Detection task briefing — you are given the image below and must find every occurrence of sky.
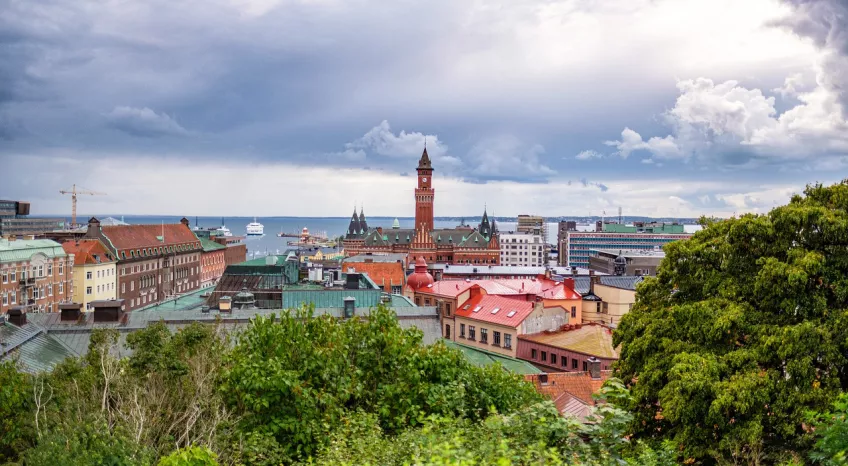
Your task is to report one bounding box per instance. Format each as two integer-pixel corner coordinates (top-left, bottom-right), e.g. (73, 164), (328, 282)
(2, 0), (848, 218)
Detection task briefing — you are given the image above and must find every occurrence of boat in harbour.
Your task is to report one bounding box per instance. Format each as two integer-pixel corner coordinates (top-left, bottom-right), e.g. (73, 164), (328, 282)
(215, 218), (233, 237)
(246, 217), (264, 236)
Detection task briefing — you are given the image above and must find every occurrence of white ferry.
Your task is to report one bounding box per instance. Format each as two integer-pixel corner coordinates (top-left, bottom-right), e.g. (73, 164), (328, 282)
(246, 217), (264, 236)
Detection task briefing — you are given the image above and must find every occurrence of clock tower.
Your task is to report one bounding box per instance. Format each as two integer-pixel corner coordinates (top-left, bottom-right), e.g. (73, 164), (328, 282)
(415, 147), (434, 233)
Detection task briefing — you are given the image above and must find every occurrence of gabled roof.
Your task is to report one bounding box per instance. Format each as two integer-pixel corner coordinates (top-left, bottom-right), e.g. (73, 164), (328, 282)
(525, 371), (612, 422)
(519, 324), (618, 359)
(61, 240), (115, 265)
(416, 280), (477, 298)
(344, 262), (406, 287)
(455, 294), (535, 328)
(458, 231), (489, 248)
(99, 223), (200, 251)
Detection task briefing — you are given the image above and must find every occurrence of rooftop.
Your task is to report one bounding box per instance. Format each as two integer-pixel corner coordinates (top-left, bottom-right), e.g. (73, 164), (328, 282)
(454, 294), (535, 328)
(0, 238), (68, 263)
(61, 240), (115, 265)
(416, 277), (580, 300)
(592, 248), (666, 258)
(343, 261), (406, 287)
(344, 253), (407, 264)
(525, 371), (613, 420)
(97, 221), (201, 251)
(571, 276), (644, 294)
(424, 264), (599, 276)
(519, 324), (619, 359)
(443, 340), (540, 375)
(200, 238), (226, 252)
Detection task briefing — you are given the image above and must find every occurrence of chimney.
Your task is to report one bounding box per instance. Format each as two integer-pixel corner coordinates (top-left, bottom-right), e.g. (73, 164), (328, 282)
(571, 267), (577, 276)
(588, 357), (601, 379)
(590, 274), (600, 294)
(468, 284), (482, 300)
(7, 306), (26, 326)
(59, 302), (82, 321)
(563, 277), (575, 291)
(92, 299), (124, 323)
(343, 297), (355, 318)
(180, 217), (190, 227)
(88, 217), (101, 234)
(218, 296), (232, 312)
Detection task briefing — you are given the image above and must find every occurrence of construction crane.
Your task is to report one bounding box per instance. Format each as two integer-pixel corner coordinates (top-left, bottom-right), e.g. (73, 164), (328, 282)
(59, 184), (106, 228)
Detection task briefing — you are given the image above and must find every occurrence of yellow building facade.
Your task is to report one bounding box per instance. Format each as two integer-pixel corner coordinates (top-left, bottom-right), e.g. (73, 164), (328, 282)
(62, 240), (118, 311)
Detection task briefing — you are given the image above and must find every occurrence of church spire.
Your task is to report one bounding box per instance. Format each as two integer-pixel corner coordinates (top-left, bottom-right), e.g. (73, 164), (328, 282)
(347, 206), (360, 237)
(359, 206), (368, 232)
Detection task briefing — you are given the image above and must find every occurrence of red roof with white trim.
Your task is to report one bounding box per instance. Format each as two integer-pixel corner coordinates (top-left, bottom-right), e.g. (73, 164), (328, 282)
(454, 294), (535, 328)
(416, 276), (580, 300)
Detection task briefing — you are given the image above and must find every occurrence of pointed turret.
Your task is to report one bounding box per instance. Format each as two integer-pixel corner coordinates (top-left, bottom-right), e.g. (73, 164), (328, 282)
(418, 147), (432, 170)
(392, 218), (400, 229)
(359, 207), (368, 232)
(479, 208), (491, 239)
(347, 208), (360, 237)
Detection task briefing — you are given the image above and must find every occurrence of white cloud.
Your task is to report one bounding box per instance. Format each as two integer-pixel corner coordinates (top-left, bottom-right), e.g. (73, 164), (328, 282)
(467, 135), (555, 178)
(345, 120), (447, 159)
(772, 73), (806, 98)
(575, 150), (602, 160)
(604, 127), (681, 159)
(104, 106), (191, 138)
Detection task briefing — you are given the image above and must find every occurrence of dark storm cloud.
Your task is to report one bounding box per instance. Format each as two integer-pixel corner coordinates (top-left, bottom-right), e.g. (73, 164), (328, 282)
(776, 0), (848, 109)
(104, 106), (191, 138)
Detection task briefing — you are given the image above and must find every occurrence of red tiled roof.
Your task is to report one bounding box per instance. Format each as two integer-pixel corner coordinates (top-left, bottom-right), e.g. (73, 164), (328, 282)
(454, 294), (535, 328)
(416, 280), (477, 298)
(344, 262), (405, 287)
(61, 240), (115, 265)
(419, 277), (580, 300)
(100, 224), (200, 251)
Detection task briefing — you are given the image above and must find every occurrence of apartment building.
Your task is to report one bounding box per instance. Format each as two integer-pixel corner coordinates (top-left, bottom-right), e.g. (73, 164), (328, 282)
(0, 238), (74, 314)
(62, 240), (117, 310)
(499, 231), (546, 267)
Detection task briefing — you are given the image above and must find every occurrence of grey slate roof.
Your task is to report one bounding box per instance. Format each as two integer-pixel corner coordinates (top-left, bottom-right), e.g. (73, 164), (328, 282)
(0, 322), (77, 373)
(344, 253), (407, 264)
(571, 276), (644, 294)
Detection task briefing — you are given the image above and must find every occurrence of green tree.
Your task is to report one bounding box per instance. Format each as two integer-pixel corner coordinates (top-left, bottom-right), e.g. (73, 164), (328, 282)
(809, 393), (848, 465)
(615, 181), (848, 463)
(221, 305), (540, 461)
(0, 361), (34, 462)
(22, 421), (154, 466)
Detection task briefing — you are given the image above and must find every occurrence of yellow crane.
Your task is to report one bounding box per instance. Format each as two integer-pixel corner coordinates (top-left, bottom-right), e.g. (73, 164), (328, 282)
(59, 184), (106, 228)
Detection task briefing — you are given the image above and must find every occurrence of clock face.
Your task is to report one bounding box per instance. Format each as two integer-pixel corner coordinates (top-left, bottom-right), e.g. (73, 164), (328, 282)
(422, 177), (428, 182)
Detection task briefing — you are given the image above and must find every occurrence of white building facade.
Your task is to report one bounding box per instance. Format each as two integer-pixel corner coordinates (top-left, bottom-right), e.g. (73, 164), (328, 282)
(499, 231), (546, 267)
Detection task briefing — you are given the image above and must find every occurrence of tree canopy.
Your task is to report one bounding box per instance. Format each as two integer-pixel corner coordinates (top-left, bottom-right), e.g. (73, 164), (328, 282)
(615, 181), (848, 463)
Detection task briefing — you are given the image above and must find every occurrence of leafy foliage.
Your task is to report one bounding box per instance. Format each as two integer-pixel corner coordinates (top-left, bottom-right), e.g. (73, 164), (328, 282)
(0, 361), (34, 461)
(615, 181), (848, 463)
(157, 446), (220, 466)
(21, 421), (154, 466)
(809, 393), (848, 465)
(221, 305), (541, 461)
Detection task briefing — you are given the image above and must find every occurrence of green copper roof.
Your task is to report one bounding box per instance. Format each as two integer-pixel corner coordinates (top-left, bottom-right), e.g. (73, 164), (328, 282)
(200, 238), (226, 252)
(443, 340), (541, 375)
(0, 239), (68, 264)
(392, 218), (400, 229)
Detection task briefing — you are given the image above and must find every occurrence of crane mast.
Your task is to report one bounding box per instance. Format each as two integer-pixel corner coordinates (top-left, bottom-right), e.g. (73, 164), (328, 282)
(59, 184), (106, 228)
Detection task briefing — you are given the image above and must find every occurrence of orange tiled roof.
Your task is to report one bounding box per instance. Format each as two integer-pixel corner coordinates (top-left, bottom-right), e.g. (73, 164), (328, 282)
(100, 223), (200, 251)
(525, 371), (611, 405)
(344, 261), (405, 287)
(416, 277), (580, 300)
(61, 240), (115, 265)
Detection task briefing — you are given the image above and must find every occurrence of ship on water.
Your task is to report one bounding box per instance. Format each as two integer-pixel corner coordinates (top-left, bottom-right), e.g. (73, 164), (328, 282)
(216, 218), (233, 237)
(246, 217), (264, 236)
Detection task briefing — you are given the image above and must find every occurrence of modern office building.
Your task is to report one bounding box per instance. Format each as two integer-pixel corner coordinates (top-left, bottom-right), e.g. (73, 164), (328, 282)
(561, 223), (690, 269)
(0, 200), (64, 237)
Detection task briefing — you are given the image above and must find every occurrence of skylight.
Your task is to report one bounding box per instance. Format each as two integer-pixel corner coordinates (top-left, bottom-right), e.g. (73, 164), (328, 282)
(463, 304), (470, 310)
(490, 307), (500, 314)
(472, 306), (482, 313)
(507, 310), (517, 318)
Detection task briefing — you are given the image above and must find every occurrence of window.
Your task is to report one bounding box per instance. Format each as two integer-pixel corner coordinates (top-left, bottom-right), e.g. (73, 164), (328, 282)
(445, 324), (451, 339)
(131, 281), (134, 291)
(468, 326), (476, 341)
(551, 354), (557, 365)
(121, 282), (125, 294)
(37, 265), (43, 277)
(86, 271), (92, 280)
(603, 302), (609, 313)
(572, 359), (578, 369)
(583, 361), (588, 372)
(2, 294), (6, 306)
(504, 334), (512, 349)
(571, 306), (576, 318)
(59, 282), (63, 293)
(460, 323), (465, 338)
(48, 285), (52, 296)
(561, 356), (568, 367)
(47, 263), (53, 276)
(10, 270), (15, 282)
(541, 351), (547, 362)
(444, 303), (451, 317)
(596, 302), (601, 313)
(531, 348), (537, 359)
(86, 286), (92, 295)
(493, 331), (501, 346)
(1, 270), (6, 283)
(59, 263), (63, 275)
(480, 328), (488, 343)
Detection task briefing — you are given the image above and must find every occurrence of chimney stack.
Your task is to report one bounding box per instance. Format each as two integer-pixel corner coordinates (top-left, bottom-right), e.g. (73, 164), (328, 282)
(563, 277), (575, 291)
(588, 357), (601, 379)
(7, 306), (26, 326)
(59, 302), (82, 321)
(92, 299), (125, 322)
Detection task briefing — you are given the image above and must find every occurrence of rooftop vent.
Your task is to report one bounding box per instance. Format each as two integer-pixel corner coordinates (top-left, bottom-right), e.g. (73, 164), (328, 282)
(472, 306), (482, 313)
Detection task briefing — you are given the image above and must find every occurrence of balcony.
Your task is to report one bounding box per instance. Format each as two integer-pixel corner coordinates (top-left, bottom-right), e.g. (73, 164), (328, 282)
(18, 278), (35, 287)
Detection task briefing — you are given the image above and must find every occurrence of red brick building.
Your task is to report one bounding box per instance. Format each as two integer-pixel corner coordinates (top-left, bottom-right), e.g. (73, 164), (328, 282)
(0, 238), (74, 314)
(517, 323), (618, 372)
(342, 260), (406, 294)
(343, 148), (500, 265)
(199, 238), (226, 288)
(84, 217), (202, 311)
